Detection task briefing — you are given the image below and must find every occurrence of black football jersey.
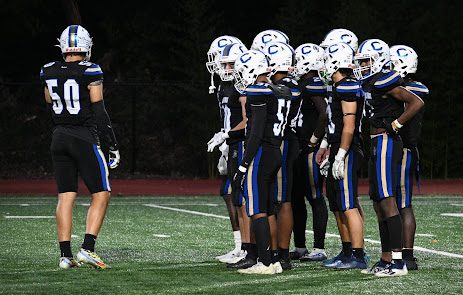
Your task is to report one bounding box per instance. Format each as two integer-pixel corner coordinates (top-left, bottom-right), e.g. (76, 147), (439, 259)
(326, 77), (363, 144)
(399, 78), (429, 147)
(361, 69), (404, 129)
(273, 77), (301, 140)
(245, 82), (291, 146)
(296, 76), (326, 141)
(217, 82), (243, 135)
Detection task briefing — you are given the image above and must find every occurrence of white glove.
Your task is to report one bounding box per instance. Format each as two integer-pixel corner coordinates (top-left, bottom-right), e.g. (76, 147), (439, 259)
(332, 148), (346, 180)
(219, 142), (229, 159)
(207, 131), (229, 152)
(217, 155), (228, 175)
(319, 158), (330, 177)
(109, 149), (120, 169)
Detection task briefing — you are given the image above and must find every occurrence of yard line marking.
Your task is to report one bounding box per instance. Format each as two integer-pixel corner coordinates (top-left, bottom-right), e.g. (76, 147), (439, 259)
(71, 235), (79, 238)
(4, 216), (54, 219)
(145, 204), (463, 259)
(441, 213), (463, 218)
(153, 234), (170, 238)
(415, 234), (435, 237)
(450, 204), (463, 206)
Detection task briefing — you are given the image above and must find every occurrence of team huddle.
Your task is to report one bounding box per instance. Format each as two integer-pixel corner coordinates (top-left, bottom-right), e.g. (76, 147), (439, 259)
(206, 29), (429, 276)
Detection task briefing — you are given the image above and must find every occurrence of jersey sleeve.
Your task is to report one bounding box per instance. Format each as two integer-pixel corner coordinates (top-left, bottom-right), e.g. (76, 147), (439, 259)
(245, 84), (272, 105)
(373, 70), (403, 93)
(335, 78), (361, 102)
(304, 77), (326, 97)
(83, 63), (104, 84)
(405, 81), (429, 97)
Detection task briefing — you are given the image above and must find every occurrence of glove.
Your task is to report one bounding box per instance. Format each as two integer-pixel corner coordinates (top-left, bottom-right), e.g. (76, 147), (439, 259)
(332, 148), (347, 180)
(319, 158), (330, 177)
(207, 131), (229, 152)
(219, 142), (229, 159)
(108, 148), (120, 169)
(217, 155), (228, 175)
(232, 165), (247, 192)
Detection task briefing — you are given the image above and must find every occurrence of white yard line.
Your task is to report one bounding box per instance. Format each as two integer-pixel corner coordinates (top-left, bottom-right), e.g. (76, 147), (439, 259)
(441, 213), (463, 217)
(144, 203), (463, 259)
(153, 234), (171, 238)
(450, 204), (463, 206)
(415, 233), (435, 237)
(4, 216), (54, 219)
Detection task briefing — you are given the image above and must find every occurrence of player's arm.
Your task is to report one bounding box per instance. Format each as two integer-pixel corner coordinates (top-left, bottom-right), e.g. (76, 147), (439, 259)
(239, 102), (266, 168)
(228, 95), (247, 139)
(339, 100), (356, 151)
(311, 95), (328, 141)
(388, 86), (424, 129)
(89, 82), (117, 148)
(44, 87), (52, 104)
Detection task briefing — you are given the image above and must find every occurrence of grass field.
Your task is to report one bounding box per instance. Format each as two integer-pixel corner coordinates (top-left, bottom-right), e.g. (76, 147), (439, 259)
(1, 195), (462, 294)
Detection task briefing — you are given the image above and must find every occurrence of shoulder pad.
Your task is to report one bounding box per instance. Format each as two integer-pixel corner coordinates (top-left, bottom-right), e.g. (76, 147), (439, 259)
(281, 77), (298, 87)
(374, 70), (402, 89)
(335, 78), (361, 93)
(83, 63), (103, 76)
(305, 77), (326, 93)
(43, 61), (56, 68)
(405, 81), (429, 96)
(245, 84), (272, 96)
(268, 83), (292, 101)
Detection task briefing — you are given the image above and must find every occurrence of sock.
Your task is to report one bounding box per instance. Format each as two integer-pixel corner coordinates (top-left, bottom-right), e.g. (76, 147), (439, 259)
(252, 217), (271, 266)
(279, 248), (289, 261)
(379, 220), (391, 252)
(246, 243), (258, 260)
(292, 194), (307, 248)
(403, 248), (414, 260)
(59, 241), (72, 258)
(352, 248), (365, 260)
(386, 214), (403, 251)
(241, 242), (250, 252)
(342, 242), (352, 257)
(392, 251), (403, 261)
(271, 250), (279, 263)
(311, 198), (328, 249)
(82, 234), (97, 252)
(233, 230), (241, 251)
(295, 247), (307, 254)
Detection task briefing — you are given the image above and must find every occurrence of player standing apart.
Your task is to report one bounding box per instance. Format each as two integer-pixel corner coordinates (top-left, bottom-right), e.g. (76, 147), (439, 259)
(40, 25), (120, 269)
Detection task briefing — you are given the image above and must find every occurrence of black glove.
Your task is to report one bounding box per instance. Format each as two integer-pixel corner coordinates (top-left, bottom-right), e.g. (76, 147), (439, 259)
(232, 166), (247, 192)
(382, 118), (398, 135)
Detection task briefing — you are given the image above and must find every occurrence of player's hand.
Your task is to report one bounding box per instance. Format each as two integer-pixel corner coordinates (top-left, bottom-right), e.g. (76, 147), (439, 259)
(232, 166), (247, 192)
(207, 131), (229, 152)
(217, 155), (228, 175)
(109, 148), (120, 169)
(219, 142), (229, 158)
(319, 158), (330, 177)
(316, 147), (330, 165)
(332, 149), (347, 180)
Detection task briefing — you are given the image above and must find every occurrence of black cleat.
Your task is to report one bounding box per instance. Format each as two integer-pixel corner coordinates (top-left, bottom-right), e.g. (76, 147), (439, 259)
(289, 249), (308, 260)
(280, 258), (292, 270)
(226, 257), (257, 269)
(404, 257), (418, 270)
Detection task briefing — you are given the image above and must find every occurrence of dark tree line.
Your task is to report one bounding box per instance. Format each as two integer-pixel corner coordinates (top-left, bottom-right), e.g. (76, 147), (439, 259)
(0, 0), (461, 178)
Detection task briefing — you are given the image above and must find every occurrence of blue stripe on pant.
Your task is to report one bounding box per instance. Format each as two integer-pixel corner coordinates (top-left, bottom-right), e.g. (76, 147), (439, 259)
(245, 147), (263, 216)
(339, 149), (355, 211)
(92, 145), (109, 191)
(397, 148), (413, 209)
(311, 150), (322, 199)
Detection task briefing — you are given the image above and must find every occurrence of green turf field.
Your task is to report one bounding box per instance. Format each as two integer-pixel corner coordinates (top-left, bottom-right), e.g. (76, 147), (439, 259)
(1, 195), (462, 294)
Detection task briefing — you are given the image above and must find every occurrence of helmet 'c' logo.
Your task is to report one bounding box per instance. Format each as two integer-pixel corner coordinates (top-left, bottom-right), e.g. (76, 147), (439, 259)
(268, 45), (279, 54)
(218, 39), (229, 48)
(397, 48), (408, 57)
(301, 46), (312, 54)
(262, 33), (272, 44)
(329, 45), (339, 54)
(341, 34), (351, 43)
(240, 53), (251, 63)
(371, 41), (383, 51)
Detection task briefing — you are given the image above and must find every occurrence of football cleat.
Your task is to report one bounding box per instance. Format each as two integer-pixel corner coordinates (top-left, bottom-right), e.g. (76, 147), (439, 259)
(279, 258), (292, 270)
(76, 248), (111, 269)
(222, 250), (247, 264)
(226, 257), (257, 269)
(361, 259), (390, 275)
(59, 257), (80, 269)
(323, 251), (344, 267)
(334, 256), (368, 270)
(273, 261), (283, 274)
(237, 262), (276, 275)
(300, 248), (327, 262)
(375, 259), (408, 277)
(289, 248), (308, 260)
(215, 248), (240, 262)
(404, 257), (418, 271)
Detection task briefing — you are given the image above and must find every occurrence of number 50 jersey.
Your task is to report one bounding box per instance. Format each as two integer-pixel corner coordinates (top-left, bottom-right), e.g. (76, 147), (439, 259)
(40, 61), (103, 128)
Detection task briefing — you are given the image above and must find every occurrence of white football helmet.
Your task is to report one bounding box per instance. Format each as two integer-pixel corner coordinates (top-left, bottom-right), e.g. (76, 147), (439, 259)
(233, 50), (271, 93)
(251, 29), (289, 52)
(294, 43), (325, 79)
(206, 35), (242, 74)
(263, 41), (294, 77)
(390, 45), (418, 77)
(58, 25), (93, 61)
(353, 39), (390, 80)
(218, 43), (248, 81)
(320, 28), (358, 52)
(321, 42), (355, 82)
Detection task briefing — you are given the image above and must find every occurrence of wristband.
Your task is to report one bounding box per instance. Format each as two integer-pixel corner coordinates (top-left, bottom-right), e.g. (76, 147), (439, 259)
(392, 119), (403, 129)
(309, 134), (319, 145)
(320, 138), (329, 149)
(336, 148), (347, 160)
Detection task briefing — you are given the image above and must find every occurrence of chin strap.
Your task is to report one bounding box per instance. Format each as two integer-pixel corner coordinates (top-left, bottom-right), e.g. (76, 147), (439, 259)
(209, 73), (216, 94)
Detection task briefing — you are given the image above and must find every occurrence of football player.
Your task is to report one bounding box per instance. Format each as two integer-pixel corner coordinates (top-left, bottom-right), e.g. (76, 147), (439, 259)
(263, 41), (300, 270)
(319, 43), (367, 270)
(354, 39), (424, 277)
(290, 43), (329, 262)
(232, 49), (291, 274)
(320, 28), (359, 52)
(206, 36), (245, 263)
(40, 25), (120, 269)
(251, 29), (289, 52)
(390, 45), (429, 270)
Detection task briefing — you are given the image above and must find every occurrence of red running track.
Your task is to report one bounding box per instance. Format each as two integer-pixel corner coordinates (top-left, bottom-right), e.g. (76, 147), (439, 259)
(0, 179), (462, 196)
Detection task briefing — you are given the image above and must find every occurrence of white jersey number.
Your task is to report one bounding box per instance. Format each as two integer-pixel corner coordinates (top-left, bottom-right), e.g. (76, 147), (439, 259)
(46, 79), (81, 115)
(273, 99), (291, 137)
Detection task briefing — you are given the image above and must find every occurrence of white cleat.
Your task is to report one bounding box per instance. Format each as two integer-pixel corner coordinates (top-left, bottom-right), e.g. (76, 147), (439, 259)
(375, 261), (408, 277)
(238, 262), (276, 275)
(222, 250), (247, 264)
(273, 261), (283, 274)
(59, 257), (80, 269)
(215, 248), (240, 261)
